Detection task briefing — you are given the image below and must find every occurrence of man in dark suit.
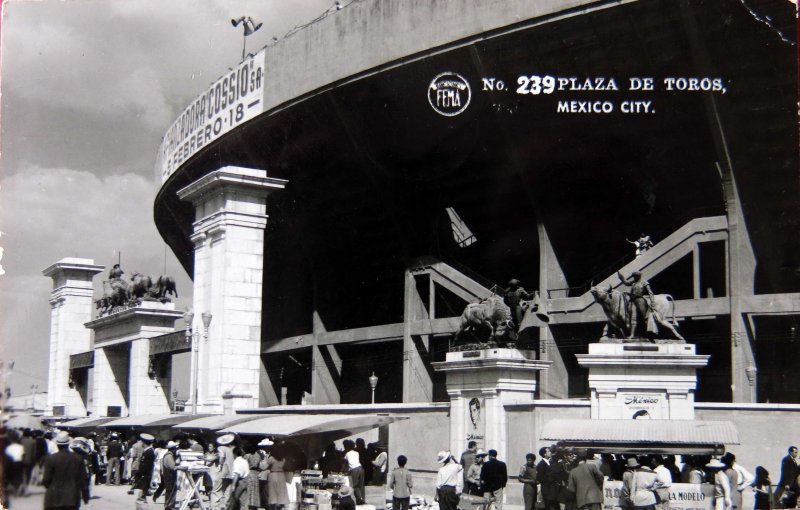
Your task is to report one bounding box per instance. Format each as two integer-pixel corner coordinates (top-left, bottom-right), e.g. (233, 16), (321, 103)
(134, 433), (156, 503)
(42, 431), (89, 510)
(567, 450), (604, 510)
(481, 449), (508, 510)
(538, 446), (560, 510)
(776, 446), (799, 507)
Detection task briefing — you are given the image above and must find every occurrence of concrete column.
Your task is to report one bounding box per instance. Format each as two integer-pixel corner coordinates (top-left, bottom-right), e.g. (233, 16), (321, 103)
(537, 222), (569, 398)
(434, 349), (550, 463)
(86, 303), (183, 416)
(403, 270), (433, 402)
(178, 166), (287, 413)
(43, 258), (104, 417)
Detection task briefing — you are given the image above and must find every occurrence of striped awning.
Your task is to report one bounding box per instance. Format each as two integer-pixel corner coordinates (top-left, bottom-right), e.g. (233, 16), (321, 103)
(540, 419), (739, 452)
(101, 414), (211, 428)
(59, 416), (116, 429)
(220, 413), (408, 438)
(173, 414), (267, 431)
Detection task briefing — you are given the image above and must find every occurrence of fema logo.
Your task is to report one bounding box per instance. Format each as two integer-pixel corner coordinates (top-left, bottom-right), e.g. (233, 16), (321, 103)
(428, 72), (471, 116)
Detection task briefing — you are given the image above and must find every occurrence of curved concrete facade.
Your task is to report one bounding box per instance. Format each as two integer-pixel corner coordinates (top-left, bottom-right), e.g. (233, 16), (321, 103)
(154, 0), (799, 408)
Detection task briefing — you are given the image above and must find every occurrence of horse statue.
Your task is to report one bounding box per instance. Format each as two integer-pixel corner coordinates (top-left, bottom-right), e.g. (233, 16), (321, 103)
(96, 279), (129, 315)
(129, 272), (155, 302)
(590, 285), (684, 341)
(152, 275), (178, 300)
(455, 294), (515, 345)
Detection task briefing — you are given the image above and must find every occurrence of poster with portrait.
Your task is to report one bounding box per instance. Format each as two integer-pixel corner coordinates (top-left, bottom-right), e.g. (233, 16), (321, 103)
(465, 396), (485, 449)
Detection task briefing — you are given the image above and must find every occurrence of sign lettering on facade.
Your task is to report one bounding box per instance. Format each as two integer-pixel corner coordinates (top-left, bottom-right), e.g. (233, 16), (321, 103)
(620, 392), (664, 419)
(603, 481), (713, 510)
(156, 49), (266, 183)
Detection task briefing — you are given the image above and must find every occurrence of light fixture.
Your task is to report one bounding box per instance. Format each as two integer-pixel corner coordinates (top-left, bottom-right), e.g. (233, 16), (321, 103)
(231, 16), (263, 60)
(369, 372), (378, 404)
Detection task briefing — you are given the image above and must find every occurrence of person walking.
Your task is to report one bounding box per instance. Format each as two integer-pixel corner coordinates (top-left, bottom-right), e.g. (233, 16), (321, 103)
(567, 450), (604, 510)
(161, 441), (179, 510)
(20, 429), (37, 495)
(436, 451), (463, 510)
(519, 453), (538, 510)
(265, 443), (291, 510)
(134, 433), (156, 504)
(538, 446), (560, 510)
(105, 433), (123, 485)
(42, 431), (89, 510)
(344, 439), (366, 505)
(722, 454), (742, 510)
(750, 466), (772, 510)
(776, 446), (799, 508)
(461, 441), (479, 488)
(389, 455), (413, 510)
(127, 435), (144, 493)
(214, 433), (237, 510)
(481, 449), (508, 510)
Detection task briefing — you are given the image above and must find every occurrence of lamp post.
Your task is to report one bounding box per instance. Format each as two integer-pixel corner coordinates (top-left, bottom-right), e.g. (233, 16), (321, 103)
(369, 372), (378, 404)
(184, 310), (198, 414)
(231, 16), (263, 61)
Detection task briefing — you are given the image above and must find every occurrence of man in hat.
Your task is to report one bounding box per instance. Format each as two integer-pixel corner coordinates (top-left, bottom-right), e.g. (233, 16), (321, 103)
(161, 441), (180, 510)
(618, 271), (655, 337)
(567, 450), (604, 510)
(481, 449), (508, 510)
(466, 449), (488, 495)
(338, 485), (356, 510)
(106, 432), (123, 485)
(436, 451), (464, 510)
(134, 433), (156, 503)
(213, 433), (236, 509)
(42, 431), (89, 510)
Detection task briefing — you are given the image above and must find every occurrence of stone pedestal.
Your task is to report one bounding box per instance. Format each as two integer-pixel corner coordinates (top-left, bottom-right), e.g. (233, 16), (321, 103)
(86, 302), (183, 416)
(43, 258), (104, 417)
(178, 166), (288, 413)
(433, 348), (550, 461)
(576, 342), (709, 420)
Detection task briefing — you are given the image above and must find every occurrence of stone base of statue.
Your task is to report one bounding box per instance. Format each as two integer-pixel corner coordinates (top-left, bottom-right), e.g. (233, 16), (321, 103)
(432, 348), (550, 461)
(576, 341), (709, 420)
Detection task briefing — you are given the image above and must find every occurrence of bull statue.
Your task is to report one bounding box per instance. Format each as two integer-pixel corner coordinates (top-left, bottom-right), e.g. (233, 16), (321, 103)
(455, 294), (515, 345)
(128, 272), (155, 302)
(590, 285), (684, 341)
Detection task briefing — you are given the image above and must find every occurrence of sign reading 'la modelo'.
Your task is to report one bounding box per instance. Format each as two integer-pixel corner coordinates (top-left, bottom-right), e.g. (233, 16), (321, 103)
(156, 49), (266, 183)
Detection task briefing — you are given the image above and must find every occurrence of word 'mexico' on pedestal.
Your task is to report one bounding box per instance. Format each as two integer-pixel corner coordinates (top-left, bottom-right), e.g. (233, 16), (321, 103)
(577, 342), (709, 420)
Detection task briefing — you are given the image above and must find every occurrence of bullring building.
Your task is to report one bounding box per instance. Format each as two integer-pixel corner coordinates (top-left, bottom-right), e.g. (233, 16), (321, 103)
(50, 0), (799, 424)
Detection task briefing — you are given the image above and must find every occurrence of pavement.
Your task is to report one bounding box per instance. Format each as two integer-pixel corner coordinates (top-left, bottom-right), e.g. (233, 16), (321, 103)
(5, 483), (390, 510)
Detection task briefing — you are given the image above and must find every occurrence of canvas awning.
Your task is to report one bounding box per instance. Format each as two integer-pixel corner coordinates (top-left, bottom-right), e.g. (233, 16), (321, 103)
(173, 414), (267, 431)
(540, 419), (739, 455)
(220, 414), (408, 438)
(59, 416), (116, 429)
(102, 414), (211, 428)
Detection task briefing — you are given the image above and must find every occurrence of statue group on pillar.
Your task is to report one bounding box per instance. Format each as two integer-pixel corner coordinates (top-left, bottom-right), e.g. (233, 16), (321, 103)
(95, 264), (178, 316)
(454, 278), (549, 348)
(590, 271), (684, 342)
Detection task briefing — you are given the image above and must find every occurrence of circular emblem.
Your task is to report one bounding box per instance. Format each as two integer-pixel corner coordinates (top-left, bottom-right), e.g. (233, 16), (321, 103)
(428, 72), (471, 116)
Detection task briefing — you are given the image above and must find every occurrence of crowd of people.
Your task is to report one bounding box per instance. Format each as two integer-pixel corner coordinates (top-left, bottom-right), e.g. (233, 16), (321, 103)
(448, 442), (800, 510)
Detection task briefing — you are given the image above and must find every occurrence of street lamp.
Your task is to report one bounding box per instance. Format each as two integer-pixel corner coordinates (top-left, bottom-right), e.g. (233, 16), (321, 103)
(183, 310), (194, 341)
(231, 16), (263, 61)
(369, 372), (378, 404)
(201, 312), (213, 341)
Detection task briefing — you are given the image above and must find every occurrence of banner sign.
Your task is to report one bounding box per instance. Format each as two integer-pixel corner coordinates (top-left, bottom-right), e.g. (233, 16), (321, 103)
(156, 49), (266, 183)
(603, 481), (714, 510)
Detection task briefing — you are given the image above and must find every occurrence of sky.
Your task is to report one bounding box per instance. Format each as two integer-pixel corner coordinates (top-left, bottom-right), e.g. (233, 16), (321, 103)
(0, 0), (334, 400)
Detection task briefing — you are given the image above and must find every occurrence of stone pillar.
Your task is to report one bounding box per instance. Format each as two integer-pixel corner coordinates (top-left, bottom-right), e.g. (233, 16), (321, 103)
(403, 270), (433, 402)
(576, 342), (709, 420)
(86, 303), (183, 416)
(433, 349), (550, 461)
(537, 222), (569, 399)
(178, 166), (288, 413)
(43, 258), (104, 417)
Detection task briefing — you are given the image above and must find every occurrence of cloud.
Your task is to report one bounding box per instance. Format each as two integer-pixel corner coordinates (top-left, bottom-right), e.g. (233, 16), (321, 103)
(0, 166), (194, 394)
